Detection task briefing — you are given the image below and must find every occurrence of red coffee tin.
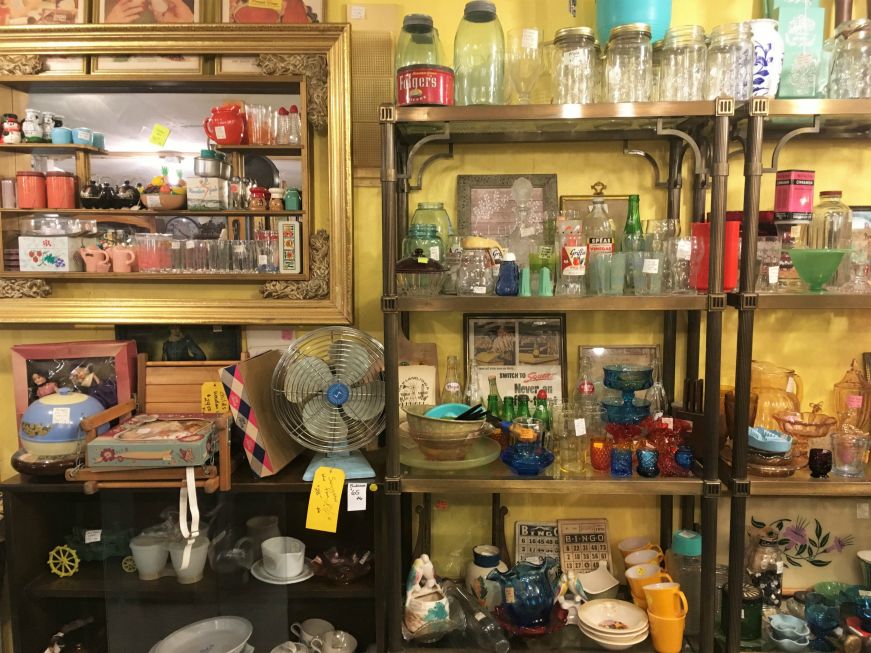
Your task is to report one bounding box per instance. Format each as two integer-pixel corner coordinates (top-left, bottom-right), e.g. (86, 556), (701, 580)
(397, 65), (455, 106)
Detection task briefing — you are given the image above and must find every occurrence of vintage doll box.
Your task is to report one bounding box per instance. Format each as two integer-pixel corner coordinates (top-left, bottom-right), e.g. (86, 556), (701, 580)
(86, 413), (219, 469)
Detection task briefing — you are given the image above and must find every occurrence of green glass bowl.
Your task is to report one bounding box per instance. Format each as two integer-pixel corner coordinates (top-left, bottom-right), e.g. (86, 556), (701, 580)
(789, 248), (849, 293)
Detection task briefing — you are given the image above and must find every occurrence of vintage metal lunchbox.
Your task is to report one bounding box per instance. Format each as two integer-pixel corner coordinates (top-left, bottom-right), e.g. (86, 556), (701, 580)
(86, 413), (218, 469)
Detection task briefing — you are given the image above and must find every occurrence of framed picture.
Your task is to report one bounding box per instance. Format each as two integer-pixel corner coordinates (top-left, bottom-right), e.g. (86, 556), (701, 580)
(99, 0), (200, 22)
(277, 219), (303, 274)
(223, 0), (323, 23)
(561, 192), (631, 239)
(579, 345), (659, 399)
(0, 0), (85, 24)
(114, 325), (242, 363)
(216, 55), (264, 75)
(92, 54), (203, 74)
(11, 340), (138, 426)
(464, 314), (568, 405)
(456, 174), (558, 237)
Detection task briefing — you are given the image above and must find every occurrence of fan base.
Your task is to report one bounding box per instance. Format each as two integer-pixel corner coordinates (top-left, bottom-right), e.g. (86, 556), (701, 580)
(303, 451), (376, 482)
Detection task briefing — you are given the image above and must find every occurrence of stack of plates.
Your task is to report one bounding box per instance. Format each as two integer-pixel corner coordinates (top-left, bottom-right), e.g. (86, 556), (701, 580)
(148, 617), (253, 653)
(576, 600), (649, 651)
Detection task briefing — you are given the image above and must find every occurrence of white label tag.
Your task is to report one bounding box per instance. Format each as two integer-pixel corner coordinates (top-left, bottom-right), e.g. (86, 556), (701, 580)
(258, 254), (268, 266)
(776, 560), (784, 574)
(215, 125), (226, 140)
(429, 246), (440, 261)
(768, 265), (779, 284)
(574, 418), (586, 436)
(790, 225), (802, 239)
(475, 612), (487, 622)
(171, 241), (181, 250)
(185, 240), (195, 249)
(350, 4), (365, 19)
(520, 226), (536, 238)
(662, 417), (674, 429)
(84, 529), (102, 544)
(144, 194), (161, 208)
(521, 28), (539, 49)
(234, 245), (245, 254)
(473, 286), (487, 294)
(643, 258), (660, 274)
(677, 240), (692, 260)
(347, 483), (366, 511)
(654, 411), (664, 420)
(51, 407), (71, 425)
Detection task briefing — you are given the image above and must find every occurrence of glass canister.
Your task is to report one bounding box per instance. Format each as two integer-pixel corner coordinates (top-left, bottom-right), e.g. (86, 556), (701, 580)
(745, 526), (785, 608)
(833, 359), (871, 431)
(809, 190), (852, 286)
(457, 248), (495, 296)
(831, 425), (870, 477)
(829, 21), (871, 99)
(410, 202), (454, 242)
(454, 1), (505, 106)
(704, 22), (754, 100)
(45, 172), (76, 209)
(402, 223), (444, 263)
(16, 171), (47, 209)
(553, 26), (599, 105)
(659, 25), (706, 101)
(396, 14), (454, 106)
(604, 23), (653, 103)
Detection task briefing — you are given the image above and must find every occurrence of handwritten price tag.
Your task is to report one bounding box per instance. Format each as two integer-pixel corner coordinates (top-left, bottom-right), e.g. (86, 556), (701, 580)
(149, 123), (171, 147)
(200, 382), (229, 414)
(84, 529), (102, 544)
(347, 483), (367, 511)
(306, 467), (345, 532)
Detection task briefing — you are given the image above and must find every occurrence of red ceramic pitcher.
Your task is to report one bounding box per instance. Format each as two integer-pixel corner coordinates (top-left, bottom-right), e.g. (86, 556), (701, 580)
(203, 105), (246, 146)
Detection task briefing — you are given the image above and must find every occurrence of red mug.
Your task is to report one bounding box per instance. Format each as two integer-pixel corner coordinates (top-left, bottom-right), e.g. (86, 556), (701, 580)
(689, 221), (740, 292)
(203, 105), (246, 146)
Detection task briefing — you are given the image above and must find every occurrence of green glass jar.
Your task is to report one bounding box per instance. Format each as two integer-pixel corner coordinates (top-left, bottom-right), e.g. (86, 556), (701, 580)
(410, 202), (454, 241)
(402, 223), (445, 263)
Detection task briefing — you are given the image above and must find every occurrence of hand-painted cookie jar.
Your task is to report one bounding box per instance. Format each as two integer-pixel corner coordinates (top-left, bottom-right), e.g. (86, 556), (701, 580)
(19, 387), (107, 456)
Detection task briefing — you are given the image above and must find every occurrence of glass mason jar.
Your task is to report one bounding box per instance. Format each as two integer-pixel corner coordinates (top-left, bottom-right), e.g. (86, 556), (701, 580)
(659, 25), (707, 101)
(553, 26), (599, 105)
(821, 19), (868, 97)
(402, 223), (445, 263)
(457, 248), (495, 295)
(650, 40), (663, 102)
(396, 14), (443, 69)
(454, 1), (505, 106)
(704, 22), (754, 100)
(410, 201), (454, 242)
(604, 23), (653, 103)
(829, 21), (871, 99)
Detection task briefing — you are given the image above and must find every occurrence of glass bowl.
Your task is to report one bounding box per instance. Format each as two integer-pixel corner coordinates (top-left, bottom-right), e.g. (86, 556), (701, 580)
(789, 248), (849, 293)
(396, 250), (446, 297)
(603, 364), (654, 392)
(310, 546), (373, 585)
(772, 409), (836, 439)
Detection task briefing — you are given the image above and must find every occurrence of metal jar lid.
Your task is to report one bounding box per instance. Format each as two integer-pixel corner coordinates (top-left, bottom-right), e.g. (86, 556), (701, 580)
(609, 22), (652, 41)
(402, 14), (433, 31)
(465, 1), (496, 16)
(555, 26), (595, 46)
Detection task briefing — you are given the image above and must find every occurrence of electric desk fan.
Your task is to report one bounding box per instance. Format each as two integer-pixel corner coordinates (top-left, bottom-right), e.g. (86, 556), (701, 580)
(272, 326), (385, 481)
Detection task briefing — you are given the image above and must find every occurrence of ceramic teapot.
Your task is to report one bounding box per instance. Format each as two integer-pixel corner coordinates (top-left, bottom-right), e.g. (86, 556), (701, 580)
(19, 387), (107, 457)
(79, 179), (104, 209)
(487, 556), (560, 628)
(115, 180), (140, 209)
(203, 104), (246, 146)
(80, 246), (111, 273)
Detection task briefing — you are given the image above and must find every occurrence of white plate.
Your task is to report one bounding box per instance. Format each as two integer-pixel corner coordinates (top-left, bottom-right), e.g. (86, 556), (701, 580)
(579, 621), (649, 642)
(577, 599), (648, 634)
(251, 558), (314, 585)
(154, 616), (253, 653)
(151, 643), (254, 653)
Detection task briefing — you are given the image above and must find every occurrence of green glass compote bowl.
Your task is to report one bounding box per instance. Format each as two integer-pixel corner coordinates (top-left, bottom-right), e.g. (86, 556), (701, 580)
(789, 248), (849, 293)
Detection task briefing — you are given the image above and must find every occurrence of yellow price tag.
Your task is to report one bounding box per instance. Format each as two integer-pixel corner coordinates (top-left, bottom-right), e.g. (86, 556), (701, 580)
(149, 123), (171, 147)
(200, 382), (229, 414)
(306, 466), (345, 533)
(248, 0), (282, 9)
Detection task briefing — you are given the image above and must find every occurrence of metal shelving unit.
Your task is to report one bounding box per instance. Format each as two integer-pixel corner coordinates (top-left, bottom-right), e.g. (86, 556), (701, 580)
(380, 100), (735, 653)
(724, 97), (871, 653)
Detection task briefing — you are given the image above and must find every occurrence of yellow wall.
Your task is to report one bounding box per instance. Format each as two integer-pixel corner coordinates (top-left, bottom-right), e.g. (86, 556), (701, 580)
(0, 0), (868, 587)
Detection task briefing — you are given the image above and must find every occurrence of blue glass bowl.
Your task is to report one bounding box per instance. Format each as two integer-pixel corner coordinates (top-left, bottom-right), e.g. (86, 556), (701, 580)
(602, 398), (651, 424)
(603, 364), (654, 393)
(500, 446), (554, 476)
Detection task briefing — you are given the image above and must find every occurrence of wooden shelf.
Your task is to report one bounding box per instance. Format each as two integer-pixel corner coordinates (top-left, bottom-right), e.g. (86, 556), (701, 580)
(397, 295), (707, 312)
(0, 143), (105, 155)
(0, 74), (303, 94)
(0, 209), (304, 217)
(0, 272), (305, 282)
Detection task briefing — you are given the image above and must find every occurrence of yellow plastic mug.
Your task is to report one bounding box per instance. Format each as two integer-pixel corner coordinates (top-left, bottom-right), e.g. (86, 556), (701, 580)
(624, 547), (665, 568)
(617, 536), (661, 560)
(626, 564), (673, 603)
(643, 582), (689, 618)
(647, 611), (686, 653)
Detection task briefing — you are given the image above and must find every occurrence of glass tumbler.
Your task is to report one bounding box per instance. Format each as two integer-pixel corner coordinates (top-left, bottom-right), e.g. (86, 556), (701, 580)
(255, 229), (279, 273)
(704, 22), (753, 100)
(667, 237), (693, 294)
(847, 225), (870, 293)
(231, 240), (256, 273)
(632, 252), (664, 295)
(610, 439), (633, 477)
(184, 239), (209, 272)
(659, 25), (707, 101)
(169, 239), (185, 272)
(457, 248), (495, 296)
(135, 234), (171, 272)
(590, 253), (626, 295)
(829, 23), (871, 99)
(590, 436), (612, 472)
(553, 403), (590, 479)
(507, 28), (542, 104)
(831, 427), (870, 477)
(604, 23), (653, 103)
(553, 26), (599, 104)
(755, 236), (782, 292)
(208, 240), (231, 273)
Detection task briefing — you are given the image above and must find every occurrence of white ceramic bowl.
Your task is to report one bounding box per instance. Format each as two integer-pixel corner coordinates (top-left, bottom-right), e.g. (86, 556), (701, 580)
(155, 616), (253, 653)
(578, 623), (649, 651)
(577, 599), (648, 635)
(577, 560), (620, 599)
(578, 622), (649, 641)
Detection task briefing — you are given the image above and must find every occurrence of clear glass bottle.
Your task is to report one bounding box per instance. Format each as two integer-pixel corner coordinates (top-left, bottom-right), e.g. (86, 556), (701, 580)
(604, 23), (653, 103)
(442, 234), (464, 295)
(584, 197), (616, 294)
(556, 216), (586, 295)
(571, 354), (597, 410)
(454, 1), (505, 106)
(666, 530), (703, 635)
(464, 359), (482, 407)
(660, 25), (707, 101)
(402, 223), (445, 263)
(288, 105), (301, 146)
(507, 177), (553, 292)
(810, 191), (852, 286)
(411, 201), (454, 242)
(553, 26), (599, 104)
(441, 355), (463, 404)
(705, 22), (754, 100)
(646, 357), (668, 418)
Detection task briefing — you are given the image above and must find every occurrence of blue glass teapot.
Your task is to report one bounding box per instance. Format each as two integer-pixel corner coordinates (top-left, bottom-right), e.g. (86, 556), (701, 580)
(487, 557), (560, 628)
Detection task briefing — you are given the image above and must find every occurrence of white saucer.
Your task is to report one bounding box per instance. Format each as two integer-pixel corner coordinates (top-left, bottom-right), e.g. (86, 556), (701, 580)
(251, 558), (313, 585)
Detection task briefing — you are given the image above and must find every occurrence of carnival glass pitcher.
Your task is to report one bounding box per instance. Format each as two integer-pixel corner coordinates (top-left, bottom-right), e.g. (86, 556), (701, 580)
(751, 360), (803, 429)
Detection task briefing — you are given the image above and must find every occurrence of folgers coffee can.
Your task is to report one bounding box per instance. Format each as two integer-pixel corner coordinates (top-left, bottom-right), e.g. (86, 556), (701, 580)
(397, 65), (454, 106)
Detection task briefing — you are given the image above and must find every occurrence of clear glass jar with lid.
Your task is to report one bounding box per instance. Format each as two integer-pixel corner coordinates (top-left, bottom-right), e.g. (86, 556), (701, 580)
(410, 202), (454, 242)
(809, 190), (852, 286)
(402, 223), (445, 263)
(552, 26), (599, 105)
(659, 25), (707, 101)
(454, 1), (505, 106)
(704, 22), (753, 100)
(457, 248), (495, 296)
(829, 20), (871, 99)
(650, 40), (663, 102)
(604, 23), (653, 103)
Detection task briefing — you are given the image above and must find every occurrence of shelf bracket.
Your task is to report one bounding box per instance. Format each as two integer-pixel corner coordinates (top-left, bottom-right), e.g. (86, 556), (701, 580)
(764, 115), (821, 173)
(729, 478), (751, 497)
(381, 295), (398, 314)
(707, 293), (727, 311)
(403, 126), (454, 192)
(702, 480), (722, 498)
(492, 497), (512, 567)
(411, 495), (432, 559)
(622, 141), (668, 189)
(384, 475), (400, 495)
(737, 292), (758, 310)
(655, 119), (704, 176)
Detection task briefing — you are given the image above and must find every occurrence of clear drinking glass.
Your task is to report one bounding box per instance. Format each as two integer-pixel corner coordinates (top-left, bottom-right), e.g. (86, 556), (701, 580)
(553, 403), (591, 479)
(184, 239), (209, 272)
(847, 225), (870, 293)
(756, 236), (782, 292)
(231, 240), (256, 273)
(660, 25), (707, 101)
(829, 22), (871, 99)
(135, 234), (171, 272)
(208, 240), (231, 273)
(245, 104), (272, 145)
(553, 26), (599, 104)
(255, 229), (279, 273)
(591, 252), (626, 295)
(507, 28), (542, 104)
(667, 236), (693, 294)
(604, 23), (652, 103)
(169, 238), (185, 272)
(632, 251), (664, 295)
(704, 22), (754, 100)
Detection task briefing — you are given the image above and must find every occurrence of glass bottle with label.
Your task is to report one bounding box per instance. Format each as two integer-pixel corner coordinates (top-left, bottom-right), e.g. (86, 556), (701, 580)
(441, 355), (463, 404)
(585, 197), (616, 293)
(556, 215), (586, 295)
(571, 354), (597, 410)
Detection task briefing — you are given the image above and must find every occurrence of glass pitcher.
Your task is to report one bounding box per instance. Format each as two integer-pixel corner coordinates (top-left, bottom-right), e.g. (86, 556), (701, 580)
(750, 360), (803, 429)
(486, 557), (559, 628)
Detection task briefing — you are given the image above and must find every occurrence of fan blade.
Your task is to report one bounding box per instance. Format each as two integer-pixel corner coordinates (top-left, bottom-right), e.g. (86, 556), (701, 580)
(283, 356), (333, 402)
(329, 339), (373, 386)
(302, 394), (349, 445)
(343, 380), (385, 422)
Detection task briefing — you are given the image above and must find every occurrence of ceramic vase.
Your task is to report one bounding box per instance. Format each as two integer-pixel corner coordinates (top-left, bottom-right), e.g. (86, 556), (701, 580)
(748, 19), (784, 97)
(404, 554), (452, 639)
(465, 545), (508, 611)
